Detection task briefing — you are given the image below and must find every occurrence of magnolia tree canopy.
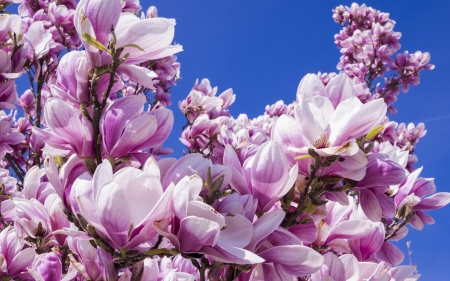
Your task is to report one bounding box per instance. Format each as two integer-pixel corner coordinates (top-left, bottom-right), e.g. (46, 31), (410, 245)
(0, 1), (448, 280)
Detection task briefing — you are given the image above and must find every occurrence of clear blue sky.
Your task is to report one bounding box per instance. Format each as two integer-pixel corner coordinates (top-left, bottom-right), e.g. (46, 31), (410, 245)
(11, 0), (450, 279)
(144, 0), (450, 279)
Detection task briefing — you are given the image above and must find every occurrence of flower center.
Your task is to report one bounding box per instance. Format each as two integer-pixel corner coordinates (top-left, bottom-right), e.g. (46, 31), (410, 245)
(313, 132), (330, 149)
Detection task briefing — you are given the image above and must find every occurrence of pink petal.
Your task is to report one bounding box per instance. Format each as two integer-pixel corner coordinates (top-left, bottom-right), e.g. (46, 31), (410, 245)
(259, 245), (324, 276)
(116, 17), (182, 64)
(201, 244), (264, 265)
(371, 188), (396, 218)
(246, 209), (285, 252)
(374, 242), (404, 266)
(325, 220), (371, 244)
(23, 165), (40, 200)
(297, 73), (327, 99)
(100, 95), (145, 154)
(178, 216), (220, 252)
(44, 98), (83, 154)
(415, 192), (450, 211)
(288, 221), (318, 244)
(267, 227), (302, 246)
(250, 141), (289, 211)
(325, 73), (355, 108)
(134, 108), (174, 150)
(218, 213), (253, 249)
(348, 222), (384, 261)
(360, 189), (382, 222)
(118, 64), (157, 90)
(330, 98), (386, 145)
(110, 114), (157, 157)
(311, 252), (346, 281)
(8, 248), (36, 276)
(250, 264), (282, 281)
(92, 160), (113, 204)
(97, 182), (131, 247)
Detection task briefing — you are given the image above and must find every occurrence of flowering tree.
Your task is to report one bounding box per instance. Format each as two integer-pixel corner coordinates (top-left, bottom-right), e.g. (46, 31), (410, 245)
(0, 1), (448, 280)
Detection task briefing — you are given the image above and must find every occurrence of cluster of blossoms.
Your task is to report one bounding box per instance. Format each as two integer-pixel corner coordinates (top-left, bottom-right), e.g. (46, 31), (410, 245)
(0, 1), (448, 280)
(332, 3), (434, 114)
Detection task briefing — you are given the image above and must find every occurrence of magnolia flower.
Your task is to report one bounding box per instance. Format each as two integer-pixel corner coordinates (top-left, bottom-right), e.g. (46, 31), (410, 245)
(0, 111), (24, 159)
(223, 142), (298, 212)
(0, 79), (17, 109)
(310, 253), (419, 281)
(100, 94), (173, 160)
(50, 51), (90, 105)
(395, 167), (450, 230)
(72, 157), (174, 250)
(32, 98), (94, 158)
(74, 0), (182, 89)
(157, 174), (264, 265)
(273, 73), (387, 180)
(0, 226), (36, 279)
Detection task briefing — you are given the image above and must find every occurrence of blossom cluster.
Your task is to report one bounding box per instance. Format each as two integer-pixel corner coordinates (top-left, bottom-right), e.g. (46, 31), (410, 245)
(0, 1), (448, 281)
(333, 3), (434, 113)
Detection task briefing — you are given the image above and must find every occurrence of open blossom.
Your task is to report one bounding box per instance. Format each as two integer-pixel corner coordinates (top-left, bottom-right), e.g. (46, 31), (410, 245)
(0, 80), (18, 109)
(310, 253), (419, 281)
(273, 73), (386, 180)
(32, 98), (94, 158)
(50, 50), (90, 105)
(74, 0), (182, 89)
(394, 167), (450, 230)
(223, 142), (298, 212)
(0, 226), (37, 279)
(71, 156), (174, 251)
(0, 111), (24, 159)
(100, 94), (174, 160)
(158, 172), (263, 265)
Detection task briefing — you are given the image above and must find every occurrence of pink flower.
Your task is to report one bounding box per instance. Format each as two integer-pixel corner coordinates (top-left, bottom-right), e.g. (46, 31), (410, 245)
(100, 94), (173, 159)
(72, 157), (174, 250)
(32, 98), (94, 158)
(223, 142), (298, 212)
(273, 73), (386, 181)
(0, 111), (24, 160)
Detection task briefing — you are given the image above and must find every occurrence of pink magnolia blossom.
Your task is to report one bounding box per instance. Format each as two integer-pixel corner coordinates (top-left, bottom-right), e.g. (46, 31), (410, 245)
(32, 98), (94, 158)
(395, 167), (450, 230)
(72, 157), (174, 250)
(0, 226), (36, 279)
(100, 94), (174, 160)
(0, 111), (24, 160)
(223, 141), (298, 212)
(273, 73), (386, 180)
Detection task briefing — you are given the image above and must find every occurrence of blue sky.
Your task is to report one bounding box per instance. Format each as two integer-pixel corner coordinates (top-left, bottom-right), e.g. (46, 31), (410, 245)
(143, 0), (450, 279)
(9, 0), (449, 279)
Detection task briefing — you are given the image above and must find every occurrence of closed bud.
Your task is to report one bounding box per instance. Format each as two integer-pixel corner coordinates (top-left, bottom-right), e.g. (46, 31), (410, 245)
(404, 204), (415, 221)
(395, 204), (407, 221)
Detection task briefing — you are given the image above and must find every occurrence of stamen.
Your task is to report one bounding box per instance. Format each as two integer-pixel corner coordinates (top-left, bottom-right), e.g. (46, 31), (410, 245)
(313, 132), (330, 149)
